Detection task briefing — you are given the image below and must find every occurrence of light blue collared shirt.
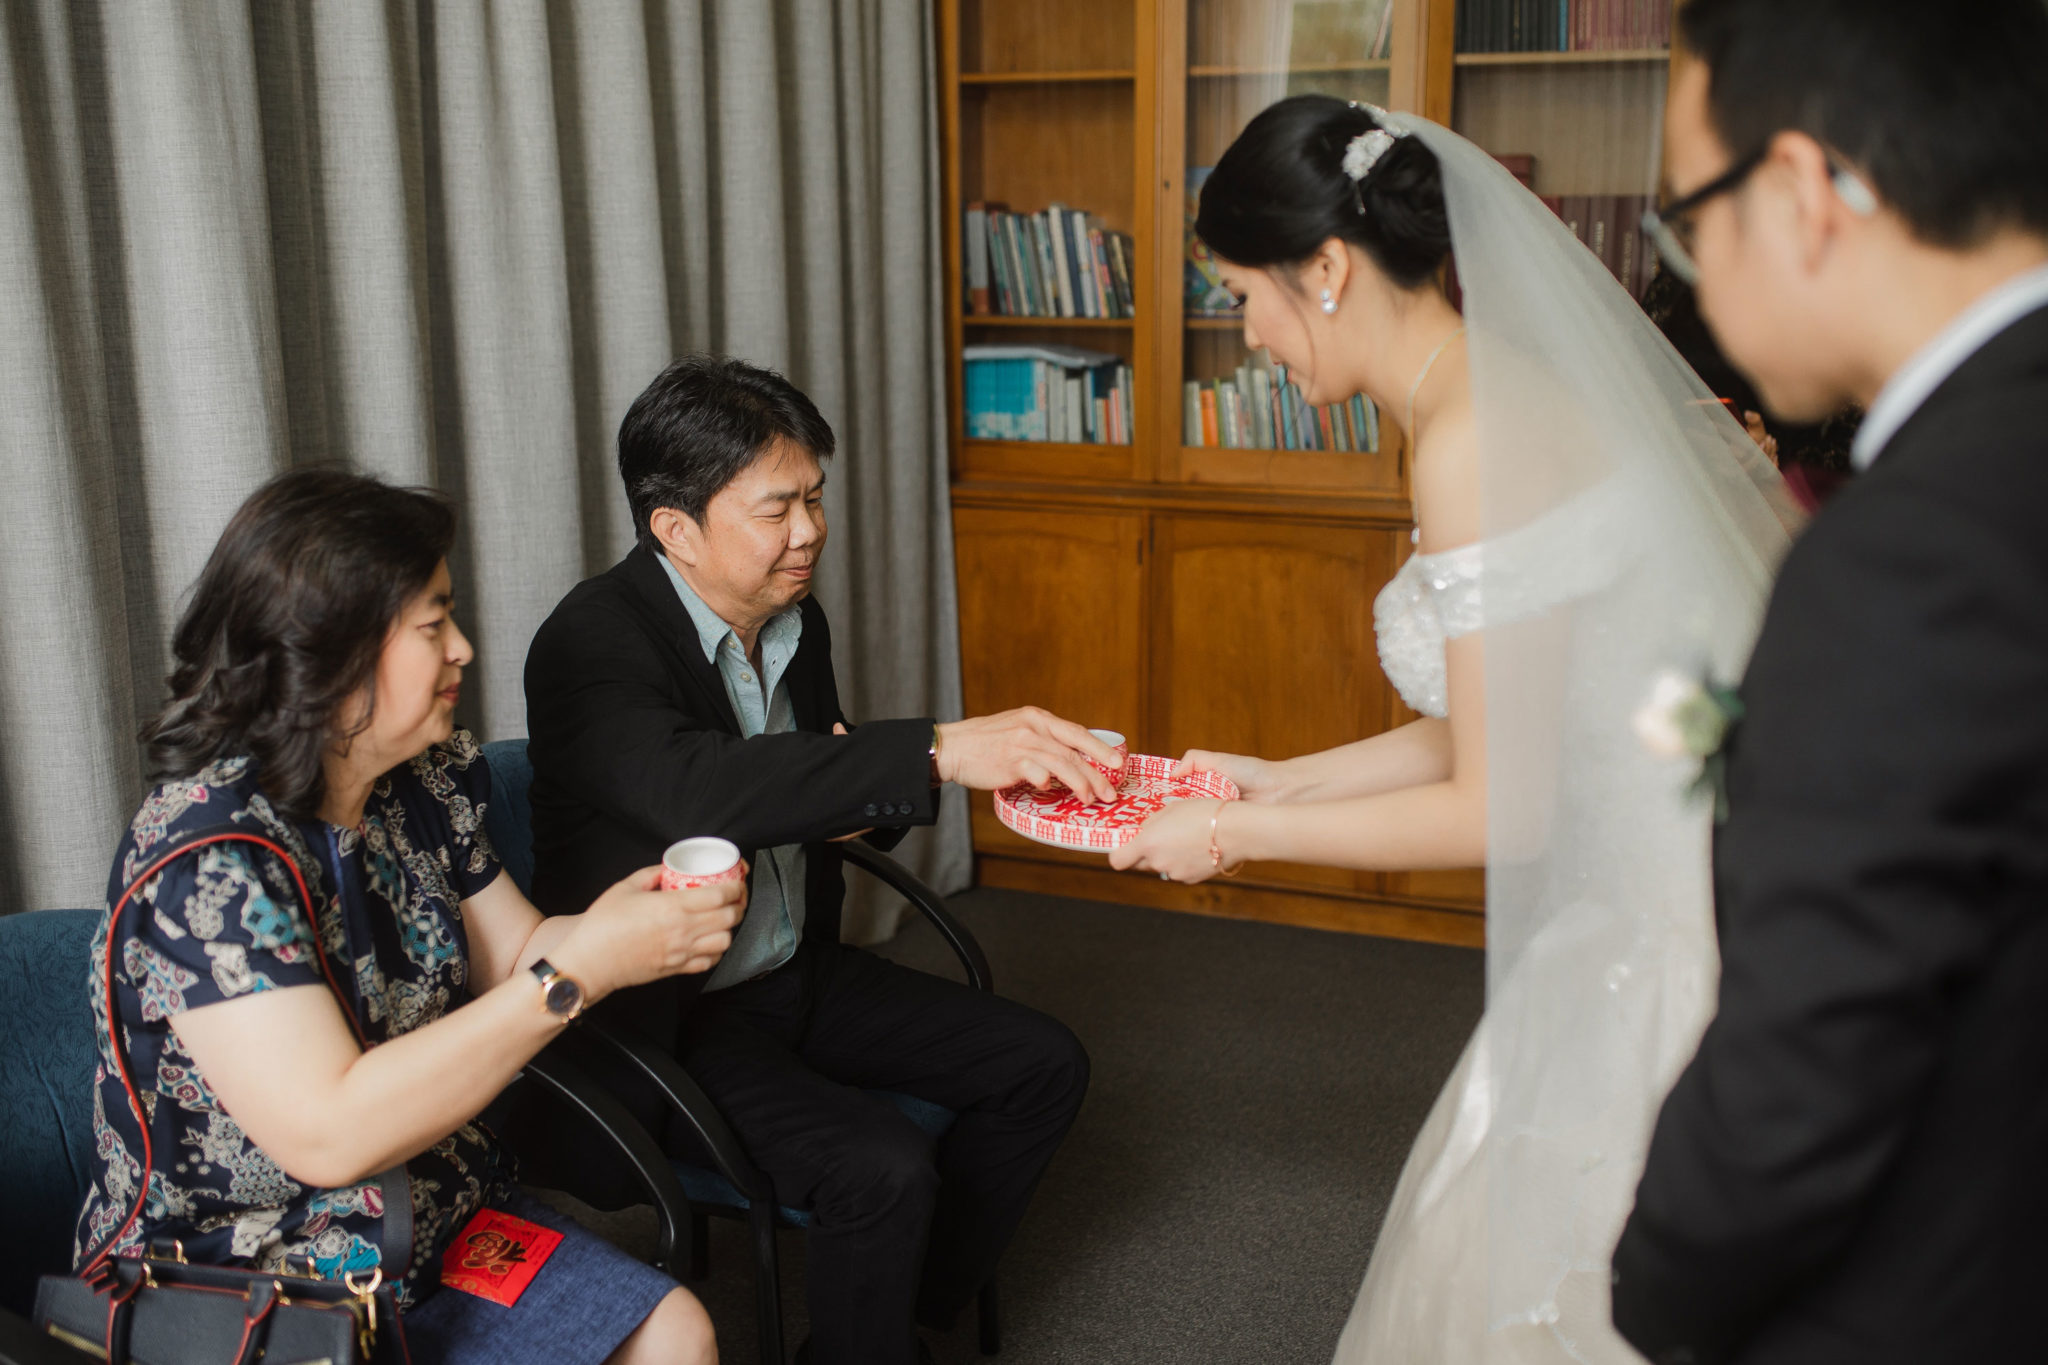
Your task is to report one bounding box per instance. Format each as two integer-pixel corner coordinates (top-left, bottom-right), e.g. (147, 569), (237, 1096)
(658, 553), (806, 990)
(1853, 264), (2048, 470)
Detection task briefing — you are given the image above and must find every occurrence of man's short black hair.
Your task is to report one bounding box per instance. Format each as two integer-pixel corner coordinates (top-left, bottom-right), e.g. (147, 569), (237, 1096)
(1679, 0), (2048, 249)
(618, 354), (836, 549)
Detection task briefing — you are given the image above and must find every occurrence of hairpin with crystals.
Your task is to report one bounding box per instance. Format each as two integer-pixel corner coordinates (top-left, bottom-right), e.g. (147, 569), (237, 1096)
(1342, 101), (1405, 214)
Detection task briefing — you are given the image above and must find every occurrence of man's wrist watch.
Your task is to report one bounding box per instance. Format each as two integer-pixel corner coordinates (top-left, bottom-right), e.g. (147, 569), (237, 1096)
(929, 723), (944, 787)
(529, 959), (585, 1023)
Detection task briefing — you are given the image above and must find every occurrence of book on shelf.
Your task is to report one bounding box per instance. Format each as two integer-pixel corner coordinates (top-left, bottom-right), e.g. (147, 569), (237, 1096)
(1182, 358), (1379, 454)
(1493, 153), (1536, 190)
(965, 344), (1134, 446)
(1029, 217), (1057, 316)
(964, 203), (991, 314)
(1457, 0), (1669, 54)
(1540, 190), (1655, 298)
(962, 203), (1136, 320)
(1184, 168), (1237, 315)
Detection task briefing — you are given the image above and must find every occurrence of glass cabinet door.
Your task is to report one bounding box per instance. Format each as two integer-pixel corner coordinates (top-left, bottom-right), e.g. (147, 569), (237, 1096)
(1449, 2), (1674, 303)
(951, 0), (1146, 484)
(1172, 0), (1410, 494)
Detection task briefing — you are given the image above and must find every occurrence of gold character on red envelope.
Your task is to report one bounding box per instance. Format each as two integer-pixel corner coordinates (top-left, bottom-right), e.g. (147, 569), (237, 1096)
(460, 1228), (529, 1276)
(438, 1209), (563, 1307)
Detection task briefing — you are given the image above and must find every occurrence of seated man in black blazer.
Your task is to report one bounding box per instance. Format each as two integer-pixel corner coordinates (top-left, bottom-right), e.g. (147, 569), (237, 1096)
(525, 354), (1117, 1365)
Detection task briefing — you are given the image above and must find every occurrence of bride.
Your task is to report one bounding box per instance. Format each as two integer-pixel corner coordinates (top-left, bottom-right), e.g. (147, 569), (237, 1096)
(1111, 97), (1801, 1361)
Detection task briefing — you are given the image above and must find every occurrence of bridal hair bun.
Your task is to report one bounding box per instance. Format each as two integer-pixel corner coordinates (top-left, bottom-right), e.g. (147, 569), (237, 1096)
(1341, 102), (1406, 208)
(1342, 129), (1400, 184)
(1193, 94), (1452, 293)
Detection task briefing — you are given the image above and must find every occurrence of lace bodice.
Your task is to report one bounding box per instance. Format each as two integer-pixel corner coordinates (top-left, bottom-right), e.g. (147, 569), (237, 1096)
(1374, 531), (1485, 719)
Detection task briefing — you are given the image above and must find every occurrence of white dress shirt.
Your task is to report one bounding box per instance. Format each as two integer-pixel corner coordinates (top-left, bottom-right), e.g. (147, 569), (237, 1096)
(1853, 263), (2048, 470)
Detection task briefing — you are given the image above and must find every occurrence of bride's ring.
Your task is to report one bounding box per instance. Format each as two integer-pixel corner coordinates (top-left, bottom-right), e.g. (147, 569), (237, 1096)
(1159, 872), (1171, 881)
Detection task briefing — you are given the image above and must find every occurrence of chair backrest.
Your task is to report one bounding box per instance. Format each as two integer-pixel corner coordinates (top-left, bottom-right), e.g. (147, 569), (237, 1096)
(481, 738), (536, 899)
(0, 909), (103, 1315)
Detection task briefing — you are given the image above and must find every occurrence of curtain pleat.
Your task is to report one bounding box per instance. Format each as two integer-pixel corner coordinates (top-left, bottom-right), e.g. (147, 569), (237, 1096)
(0, 0), (967, 934)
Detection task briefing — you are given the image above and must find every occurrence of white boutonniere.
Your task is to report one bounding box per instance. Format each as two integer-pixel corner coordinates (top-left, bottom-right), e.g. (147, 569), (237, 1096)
(1634, 669), (1745, 822)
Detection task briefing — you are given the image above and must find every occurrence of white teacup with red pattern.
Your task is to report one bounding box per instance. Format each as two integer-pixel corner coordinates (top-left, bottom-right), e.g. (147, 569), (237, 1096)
(660, 837), (745, 891)
(1087, 729), (1131, 791)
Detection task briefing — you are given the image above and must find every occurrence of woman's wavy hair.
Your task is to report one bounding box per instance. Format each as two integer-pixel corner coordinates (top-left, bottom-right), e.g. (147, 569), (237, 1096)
(143, 468), (457, 820)
(1195, 94), (1452, 291)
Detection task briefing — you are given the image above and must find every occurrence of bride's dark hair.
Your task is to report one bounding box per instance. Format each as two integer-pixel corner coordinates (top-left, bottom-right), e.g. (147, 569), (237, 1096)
(1195, 94), (1452, 291)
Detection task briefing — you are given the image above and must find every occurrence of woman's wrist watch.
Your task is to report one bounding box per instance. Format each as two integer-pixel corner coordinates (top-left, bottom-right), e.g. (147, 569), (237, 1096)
(529, 959), (585, 1022)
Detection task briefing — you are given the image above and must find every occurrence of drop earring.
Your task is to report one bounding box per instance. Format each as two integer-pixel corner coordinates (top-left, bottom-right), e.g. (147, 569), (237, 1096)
(1320, 288), (1338, 315)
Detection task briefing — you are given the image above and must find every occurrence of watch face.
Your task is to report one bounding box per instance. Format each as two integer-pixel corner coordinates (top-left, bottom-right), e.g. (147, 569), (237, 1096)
(543, 975), (584, 1018)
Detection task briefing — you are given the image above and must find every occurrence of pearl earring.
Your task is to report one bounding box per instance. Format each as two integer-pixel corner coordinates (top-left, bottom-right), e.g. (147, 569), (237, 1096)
(1320, 289), (1337, 315)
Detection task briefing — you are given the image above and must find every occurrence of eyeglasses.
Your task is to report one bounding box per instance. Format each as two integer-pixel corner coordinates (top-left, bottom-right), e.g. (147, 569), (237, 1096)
(1643, 148), (1881, 288)
(1641, 147), (1767, 287)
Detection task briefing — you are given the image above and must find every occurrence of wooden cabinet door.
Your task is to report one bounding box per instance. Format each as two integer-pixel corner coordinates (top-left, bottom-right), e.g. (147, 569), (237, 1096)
(953, 504), (1147, 857)
(1149, 514), (1406, 895)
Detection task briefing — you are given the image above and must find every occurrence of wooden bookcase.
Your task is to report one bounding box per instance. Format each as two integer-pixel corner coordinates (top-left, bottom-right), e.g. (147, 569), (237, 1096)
(939, 0), (1679, 948)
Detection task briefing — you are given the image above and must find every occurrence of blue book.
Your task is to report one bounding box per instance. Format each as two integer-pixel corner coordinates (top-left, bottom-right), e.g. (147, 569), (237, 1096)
(964, 357), (1040, 441)
(966, 344), (1123, 443)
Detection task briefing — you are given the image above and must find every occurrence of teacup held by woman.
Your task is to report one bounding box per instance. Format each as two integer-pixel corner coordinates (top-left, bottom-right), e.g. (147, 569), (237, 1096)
(661, 837), (745, 890)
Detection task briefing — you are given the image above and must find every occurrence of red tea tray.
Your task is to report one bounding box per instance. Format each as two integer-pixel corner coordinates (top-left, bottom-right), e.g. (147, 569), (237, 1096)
(993, 753), (1240, 852)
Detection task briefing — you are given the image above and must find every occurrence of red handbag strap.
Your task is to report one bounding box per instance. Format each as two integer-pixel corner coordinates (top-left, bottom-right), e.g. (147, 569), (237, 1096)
(82, 828), (364, 1277)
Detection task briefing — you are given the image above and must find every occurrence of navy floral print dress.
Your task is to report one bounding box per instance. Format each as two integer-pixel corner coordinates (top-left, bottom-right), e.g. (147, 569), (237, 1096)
(73, 730), (512, 1308)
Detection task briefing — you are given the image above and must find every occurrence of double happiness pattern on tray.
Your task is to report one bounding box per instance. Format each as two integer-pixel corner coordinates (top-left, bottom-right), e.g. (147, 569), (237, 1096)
(995, 753), (1240, 851)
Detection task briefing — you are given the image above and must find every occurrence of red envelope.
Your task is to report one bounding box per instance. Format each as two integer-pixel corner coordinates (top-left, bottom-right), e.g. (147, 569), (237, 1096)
(437, 1208), (563, 1307)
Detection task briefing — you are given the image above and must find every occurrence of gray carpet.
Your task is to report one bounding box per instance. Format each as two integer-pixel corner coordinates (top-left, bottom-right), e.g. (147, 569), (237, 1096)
(537, 886), (1481, 1363)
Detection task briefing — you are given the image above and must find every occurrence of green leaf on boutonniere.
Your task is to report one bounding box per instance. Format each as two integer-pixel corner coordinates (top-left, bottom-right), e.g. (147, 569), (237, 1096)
(1687, 685), (1744, 823)
(1639, 669), (1745, 822)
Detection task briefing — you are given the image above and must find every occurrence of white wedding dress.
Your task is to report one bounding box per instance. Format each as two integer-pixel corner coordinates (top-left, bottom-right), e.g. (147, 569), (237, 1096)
(1375, 530), (1481, 721)
(1330, 118), (1803, 1365)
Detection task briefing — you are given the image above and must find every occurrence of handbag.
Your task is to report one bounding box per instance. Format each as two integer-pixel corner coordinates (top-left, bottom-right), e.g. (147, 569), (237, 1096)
(33, 826), (413, 1364)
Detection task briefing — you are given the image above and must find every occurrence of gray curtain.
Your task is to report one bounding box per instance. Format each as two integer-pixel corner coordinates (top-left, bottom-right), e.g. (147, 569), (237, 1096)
(0, 0), (969, 935)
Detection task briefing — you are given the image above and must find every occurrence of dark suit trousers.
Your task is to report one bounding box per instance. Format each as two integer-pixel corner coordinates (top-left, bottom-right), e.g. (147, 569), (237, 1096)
(677, 939), (1089, 1365)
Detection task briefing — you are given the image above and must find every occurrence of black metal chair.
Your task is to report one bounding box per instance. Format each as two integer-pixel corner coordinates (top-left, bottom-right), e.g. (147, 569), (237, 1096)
(481, 739), (1002, 1365)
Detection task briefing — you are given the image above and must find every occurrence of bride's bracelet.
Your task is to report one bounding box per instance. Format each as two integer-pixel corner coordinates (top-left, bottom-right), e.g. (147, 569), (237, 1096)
(1209, 798), (1243, 878)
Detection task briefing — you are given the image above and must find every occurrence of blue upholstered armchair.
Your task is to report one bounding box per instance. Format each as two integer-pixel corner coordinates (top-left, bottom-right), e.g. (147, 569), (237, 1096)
(0, 909), (100, 1321)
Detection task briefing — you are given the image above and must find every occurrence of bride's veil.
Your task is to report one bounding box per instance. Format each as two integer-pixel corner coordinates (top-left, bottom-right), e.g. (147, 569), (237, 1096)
(1335, 117), (1800, 1362)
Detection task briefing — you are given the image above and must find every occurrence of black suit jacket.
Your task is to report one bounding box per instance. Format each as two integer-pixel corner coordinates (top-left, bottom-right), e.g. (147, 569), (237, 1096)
(1612, 305), (2048, 1364)
(523, 543), (939, 1045)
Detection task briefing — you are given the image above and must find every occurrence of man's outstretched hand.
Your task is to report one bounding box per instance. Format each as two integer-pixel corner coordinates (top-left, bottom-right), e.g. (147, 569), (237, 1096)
(937, 707), (1122, 804)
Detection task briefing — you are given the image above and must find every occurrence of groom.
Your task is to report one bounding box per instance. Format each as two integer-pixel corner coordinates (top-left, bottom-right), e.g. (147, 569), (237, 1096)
(1611, 2), (2048, 1363)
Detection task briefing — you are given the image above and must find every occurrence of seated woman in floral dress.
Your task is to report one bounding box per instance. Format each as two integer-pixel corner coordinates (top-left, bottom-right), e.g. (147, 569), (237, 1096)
(73, 469), (745, 1365)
